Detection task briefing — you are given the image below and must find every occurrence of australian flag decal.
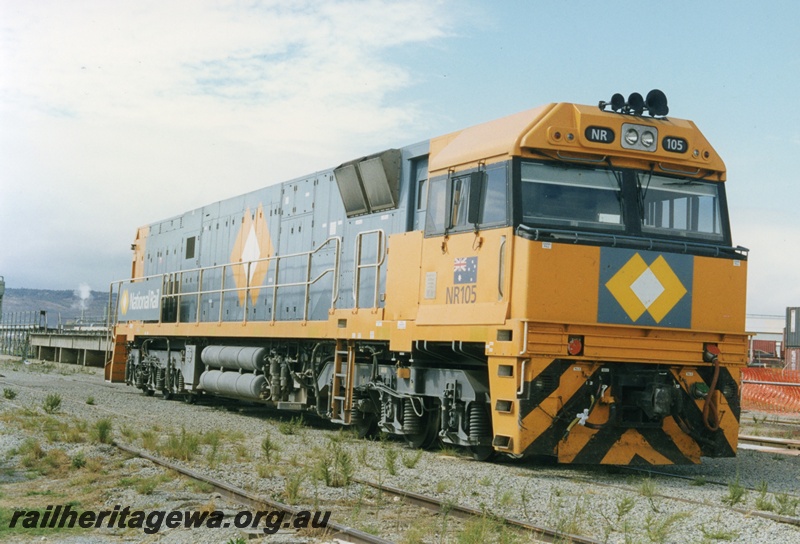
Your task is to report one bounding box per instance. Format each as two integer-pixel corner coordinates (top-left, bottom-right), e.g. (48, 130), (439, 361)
(454, 257), (478, 284)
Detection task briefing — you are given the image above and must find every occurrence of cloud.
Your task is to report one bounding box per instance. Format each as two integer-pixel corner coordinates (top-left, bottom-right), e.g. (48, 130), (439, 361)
(0, 0), (456, 289)
(736, 209), (800, 315)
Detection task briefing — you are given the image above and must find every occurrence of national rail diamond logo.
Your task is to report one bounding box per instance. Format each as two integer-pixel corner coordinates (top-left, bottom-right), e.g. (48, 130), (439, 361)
(120, 290), (129, 316)
(599, 249), (693, 328)
(230, 204), (274, 306)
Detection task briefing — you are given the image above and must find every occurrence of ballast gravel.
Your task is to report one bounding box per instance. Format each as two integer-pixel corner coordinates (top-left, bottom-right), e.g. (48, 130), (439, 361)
(1, 358), (798, 544)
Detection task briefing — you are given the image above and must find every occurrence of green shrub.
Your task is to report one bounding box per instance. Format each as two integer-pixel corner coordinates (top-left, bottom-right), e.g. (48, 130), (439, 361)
(43, 393), (62, 414)
(92, 419), (113, 444)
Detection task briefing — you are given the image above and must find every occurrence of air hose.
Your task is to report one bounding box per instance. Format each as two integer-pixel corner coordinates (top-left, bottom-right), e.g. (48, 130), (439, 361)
(702, 354), (721, 431)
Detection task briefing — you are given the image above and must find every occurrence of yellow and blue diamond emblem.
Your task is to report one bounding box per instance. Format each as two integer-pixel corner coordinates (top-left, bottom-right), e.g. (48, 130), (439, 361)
(599, 249), (693, 328)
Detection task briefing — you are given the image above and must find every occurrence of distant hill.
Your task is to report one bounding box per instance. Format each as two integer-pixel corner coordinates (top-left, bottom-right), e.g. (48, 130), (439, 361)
(1, 288), (112, 327)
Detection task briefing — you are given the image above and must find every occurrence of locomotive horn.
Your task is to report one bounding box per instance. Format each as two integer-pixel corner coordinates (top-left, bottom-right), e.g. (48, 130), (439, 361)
(598, 92), (626, 112)
(645, 89), (669, 117)
(627, 92), (645, 115)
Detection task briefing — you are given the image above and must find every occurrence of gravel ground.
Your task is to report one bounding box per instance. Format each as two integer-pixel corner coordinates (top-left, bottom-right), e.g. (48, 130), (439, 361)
(1, 357), (799, 544)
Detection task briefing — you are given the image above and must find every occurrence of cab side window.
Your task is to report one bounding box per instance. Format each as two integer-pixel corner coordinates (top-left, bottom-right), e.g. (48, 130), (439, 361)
(424, 162), (509, 236)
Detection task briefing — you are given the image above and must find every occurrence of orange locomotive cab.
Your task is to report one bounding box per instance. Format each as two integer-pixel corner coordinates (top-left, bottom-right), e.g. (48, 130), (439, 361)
(395, 92), (746, 463)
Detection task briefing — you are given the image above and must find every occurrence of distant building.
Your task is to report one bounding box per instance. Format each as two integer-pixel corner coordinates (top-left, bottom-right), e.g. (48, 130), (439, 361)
(746, 313), (785, 367)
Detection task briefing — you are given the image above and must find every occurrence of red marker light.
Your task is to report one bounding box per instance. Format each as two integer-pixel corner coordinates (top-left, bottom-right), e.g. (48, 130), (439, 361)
(568, 336), (584, 356)
(703, 343), (720, 362)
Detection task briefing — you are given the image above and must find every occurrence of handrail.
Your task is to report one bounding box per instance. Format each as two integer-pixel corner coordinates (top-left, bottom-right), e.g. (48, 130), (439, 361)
(353, 229), (386, 309)
(515, 224), (749, 258)
(110, 236), (342, 325)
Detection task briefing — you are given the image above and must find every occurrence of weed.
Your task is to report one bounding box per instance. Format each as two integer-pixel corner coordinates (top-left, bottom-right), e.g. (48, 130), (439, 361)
(278, 415), (305, 435)
(384, 447), (398, 475)
(119, 474), (168, 495)
(19, 437), (45, 467)
(205, 441), (221, 468)
(639, 477), (657, 498)
(162, 427), (200, 461)
(645, 512), (689, 543)
(690, 476), (707, 486)
(479, 476), (491, 486)
(551, 496), (587, 537)
(261, 433), (280, 463)
(497, 489), (514, 507)
(119, 424), (136, 441)
(357, 444), (370, 468)
(62, 422), (87, 444)
(71, 452), (87, 469)
(141, 430), (158, 450)
(722, 477), (747, 507)
(187, 479), (214, 493)
(284, 471), (304, 504)
(436, 479), (452, 494)
(233, 442), (250, 461)
(91, 418), (113, 444)
(401, 449), (423, 469)
(456, 515), (512, 544)
(312, 437), (354, 487)
(41, 448), (71, 475)
(42, 393), (62, 414)
(520, 486), (531, 519)
(701, 525), (739, 540)
(256, 464), (274, 479)
(201, 429), (222, 447)
(85, 396), (95, 405)
(775, 493), (799, 516)
(754, 481), (775, 511)
(3, 388), (17, 400)
(439, 446), (460, 457)
(616, 496), (635, 520)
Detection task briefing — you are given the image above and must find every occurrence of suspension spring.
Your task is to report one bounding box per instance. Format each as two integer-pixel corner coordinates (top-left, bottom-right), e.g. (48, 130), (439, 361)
(134, 367), (145, 389)
(403, 399), (421, 435)
(469, 403), (490, 441)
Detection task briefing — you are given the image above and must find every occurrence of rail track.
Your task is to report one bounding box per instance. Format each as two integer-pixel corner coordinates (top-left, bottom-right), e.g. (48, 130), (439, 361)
(349, 476), (601, 544)
(111, 441), (394, 544)
(738, 434), (800, 456)
(3, 360), (800, 543)
(111, 440), (603, 544)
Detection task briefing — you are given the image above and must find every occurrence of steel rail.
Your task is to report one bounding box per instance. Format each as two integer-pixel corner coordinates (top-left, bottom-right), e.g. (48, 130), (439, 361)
(738, 434), (800, 456)
(112, 441), (392, 544)
(742, 380), (800, 387)
(351, 476), (602, 544)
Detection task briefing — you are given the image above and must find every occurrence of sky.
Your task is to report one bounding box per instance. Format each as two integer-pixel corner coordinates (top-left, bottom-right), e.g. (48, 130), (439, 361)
(1, 0), (798, 316)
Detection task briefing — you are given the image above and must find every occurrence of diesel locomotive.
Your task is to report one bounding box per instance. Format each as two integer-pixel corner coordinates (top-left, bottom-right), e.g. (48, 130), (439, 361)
(107, 91), (748, 464)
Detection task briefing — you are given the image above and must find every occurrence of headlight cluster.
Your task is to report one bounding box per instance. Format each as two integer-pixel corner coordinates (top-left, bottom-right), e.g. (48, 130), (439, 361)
(621, 123), (658, 152)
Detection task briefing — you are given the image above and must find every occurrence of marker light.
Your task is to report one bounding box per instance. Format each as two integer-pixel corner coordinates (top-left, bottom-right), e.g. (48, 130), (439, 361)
(625, 129), (639, 146)
(703, 343), (721, 363)
(567, 336), (584, 356)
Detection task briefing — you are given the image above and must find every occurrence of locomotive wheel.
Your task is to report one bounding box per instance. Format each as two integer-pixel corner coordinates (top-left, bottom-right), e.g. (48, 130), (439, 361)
(354, 411), (378, 439)
(468, 445), (495, 462)
(161, 390), (173, 401)
(183, 393), (198, 404)
(142, 388), (155, 397)
(405, 411), (440, 450)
